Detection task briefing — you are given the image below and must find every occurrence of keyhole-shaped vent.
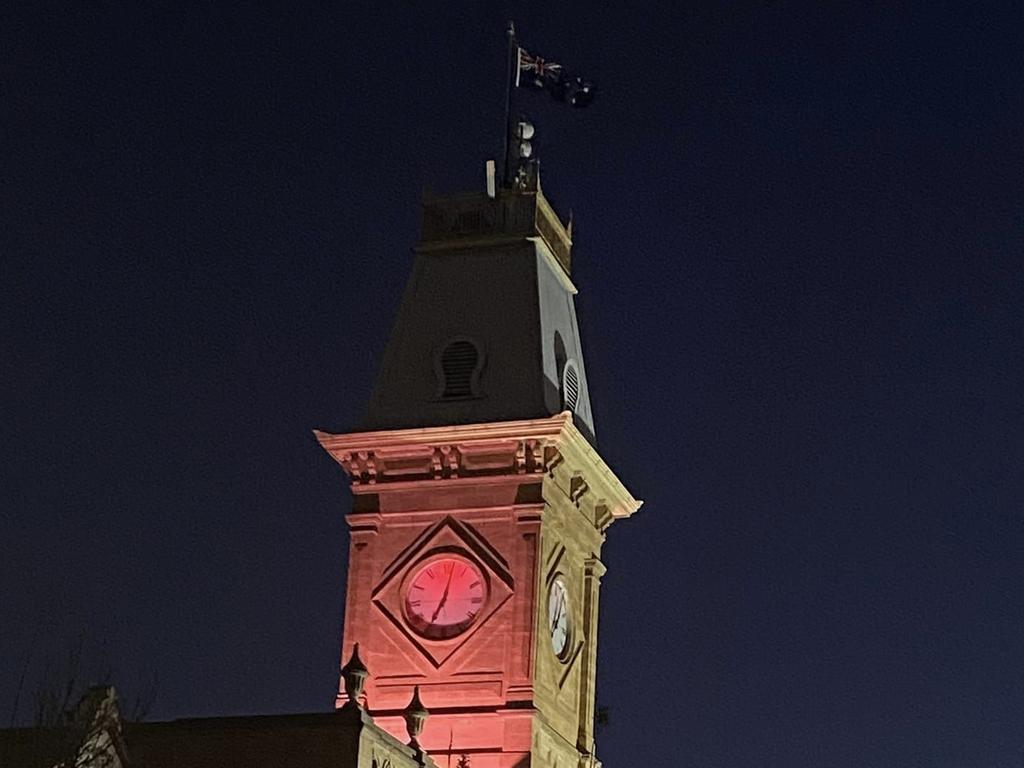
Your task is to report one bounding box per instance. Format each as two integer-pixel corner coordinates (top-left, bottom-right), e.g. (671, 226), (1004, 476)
(562, 361), (580, 412)
(441, 340), (480, 398)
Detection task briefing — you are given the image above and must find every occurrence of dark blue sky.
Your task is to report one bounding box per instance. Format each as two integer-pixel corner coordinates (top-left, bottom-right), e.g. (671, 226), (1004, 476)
(2, 1), (1022, 766)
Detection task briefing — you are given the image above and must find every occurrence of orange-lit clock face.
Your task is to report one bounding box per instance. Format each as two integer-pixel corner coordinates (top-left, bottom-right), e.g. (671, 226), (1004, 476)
(404, 557), (487, 639)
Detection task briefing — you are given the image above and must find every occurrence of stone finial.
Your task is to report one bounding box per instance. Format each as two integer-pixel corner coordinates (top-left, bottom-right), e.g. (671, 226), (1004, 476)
(340, 643), (369, 708)
(402, 685), (429, 749)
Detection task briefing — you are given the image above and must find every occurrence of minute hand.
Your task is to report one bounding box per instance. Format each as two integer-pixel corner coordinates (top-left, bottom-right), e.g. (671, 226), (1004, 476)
(550, 592), (565, 633)
(431, 569), (455, 623)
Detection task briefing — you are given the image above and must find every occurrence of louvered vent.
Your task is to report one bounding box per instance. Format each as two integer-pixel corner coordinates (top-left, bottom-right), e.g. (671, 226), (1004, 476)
(441, 340), (479, 398)
(562, 361), (580, 412)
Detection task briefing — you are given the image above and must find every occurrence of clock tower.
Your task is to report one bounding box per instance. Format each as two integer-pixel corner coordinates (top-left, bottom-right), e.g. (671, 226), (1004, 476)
(316, 178), (641, 768)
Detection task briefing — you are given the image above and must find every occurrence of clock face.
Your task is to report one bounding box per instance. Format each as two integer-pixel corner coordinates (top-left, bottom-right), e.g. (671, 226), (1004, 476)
(548, 576), (572, 660)
(404, 556), (487, 639)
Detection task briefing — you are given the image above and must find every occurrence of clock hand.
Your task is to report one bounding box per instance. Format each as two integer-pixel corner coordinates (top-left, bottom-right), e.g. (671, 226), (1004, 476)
(430, 567), (456, 624)
(550, 592), (565, 632)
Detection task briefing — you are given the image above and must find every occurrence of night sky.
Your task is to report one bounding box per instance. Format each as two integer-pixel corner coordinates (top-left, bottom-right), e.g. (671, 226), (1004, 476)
(3, 2), (1022, 766)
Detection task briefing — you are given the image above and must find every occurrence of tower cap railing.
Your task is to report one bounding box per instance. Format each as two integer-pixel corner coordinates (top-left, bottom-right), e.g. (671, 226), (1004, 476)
(418, 189), (572, 275)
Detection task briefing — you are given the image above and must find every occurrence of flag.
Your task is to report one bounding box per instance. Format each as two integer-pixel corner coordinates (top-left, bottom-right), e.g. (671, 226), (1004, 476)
(516, 46), (594, 108)
(517, 49), (564, 89)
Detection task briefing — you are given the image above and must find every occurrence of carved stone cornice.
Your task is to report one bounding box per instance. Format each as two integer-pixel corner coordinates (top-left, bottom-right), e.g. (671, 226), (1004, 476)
(315, 413), (642, 525)
(545, 414), (644, 527)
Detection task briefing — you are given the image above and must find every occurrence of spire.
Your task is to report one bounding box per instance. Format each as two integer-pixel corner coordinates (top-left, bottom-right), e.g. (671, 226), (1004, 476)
(361, 184), (597, 445)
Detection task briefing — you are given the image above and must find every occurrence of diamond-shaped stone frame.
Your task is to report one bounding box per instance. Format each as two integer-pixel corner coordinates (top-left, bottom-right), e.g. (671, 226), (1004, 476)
(371, 516), (515, 668)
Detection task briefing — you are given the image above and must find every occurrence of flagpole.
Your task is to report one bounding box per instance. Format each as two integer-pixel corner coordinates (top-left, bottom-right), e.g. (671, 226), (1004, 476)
(501, 21), (517, 189)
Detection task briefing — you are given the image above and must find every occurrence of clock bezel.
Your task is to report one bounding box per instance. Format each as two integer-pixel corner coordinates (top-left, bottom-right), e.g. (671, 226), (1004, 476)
(401, 550), (489, 641)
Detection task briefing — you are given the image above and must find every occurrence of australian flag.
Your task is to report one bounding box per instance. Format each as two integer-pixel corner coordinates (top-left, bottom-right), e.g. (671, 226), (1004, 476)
(516, 46), (595, 108)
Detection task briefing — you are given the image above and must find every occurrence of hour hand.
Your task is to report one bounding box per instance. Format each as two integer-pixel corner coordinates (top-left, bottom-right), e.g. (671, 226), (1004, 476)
(430, 594), (447, 623)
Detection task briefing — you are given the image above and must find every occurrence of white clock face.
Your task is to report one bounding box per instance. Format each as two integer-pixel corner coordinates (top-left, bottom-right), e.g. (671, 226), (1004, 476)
(548, 577), (571, 660)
